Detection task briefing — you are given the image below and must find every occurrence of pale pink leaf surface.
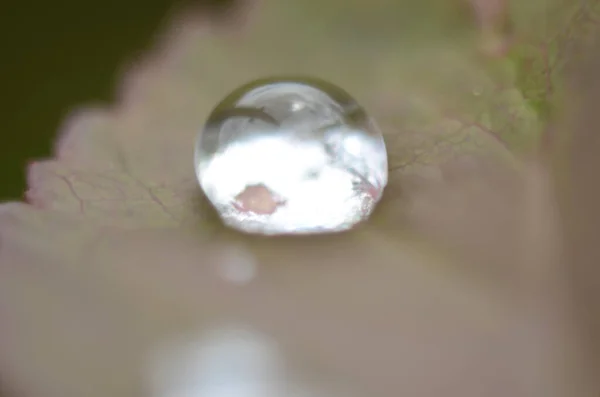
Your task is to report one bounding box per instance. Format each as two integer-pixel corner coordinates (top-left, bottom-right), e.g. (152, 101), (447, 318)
(551, 29), (600, 389)
(1, 1), (600, 396)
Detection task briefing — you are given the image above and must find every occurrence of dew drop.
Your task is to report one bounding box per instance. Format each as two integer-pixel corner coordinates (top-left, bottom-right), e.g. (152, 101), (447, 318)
(195, 77), (388, 235)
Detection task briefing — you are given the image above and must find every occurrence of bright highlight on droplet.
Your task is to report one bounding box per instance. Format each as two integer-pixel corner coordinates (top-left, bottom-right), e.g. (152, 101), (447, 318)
(195, 77), (388, 235)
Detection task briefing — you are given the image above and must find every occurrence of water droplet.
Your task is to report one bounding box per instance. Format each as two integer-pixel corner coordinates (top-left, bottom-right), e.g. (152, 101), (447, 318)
(195, 77), (388, 235)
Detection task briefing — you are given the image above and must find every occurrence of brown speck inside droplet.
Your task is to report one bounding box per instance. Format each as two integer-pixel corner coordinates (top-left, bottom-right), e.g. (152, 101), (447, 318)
(233, 184), (285, 215)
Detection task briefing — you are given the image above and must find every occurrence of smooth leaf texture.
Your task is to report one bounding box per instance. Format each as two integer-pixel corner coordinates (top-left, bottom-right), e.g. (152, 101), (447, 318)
(1, 1), (600, 396)
(552, 27), (600, 390)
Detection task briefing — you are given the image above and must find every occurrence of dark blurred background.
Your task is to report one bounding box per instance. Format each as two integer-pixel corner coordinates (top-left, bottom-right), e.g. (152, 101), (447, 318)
(0, 0), (235, 201)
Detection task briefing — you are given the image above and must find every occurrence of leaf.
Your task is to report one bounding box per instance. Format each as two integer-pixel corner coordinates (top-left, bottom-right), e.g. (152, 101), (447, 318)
(551, 28), (600, 390)
(0, 199), (584, 397)
(2, 0), (599, 396)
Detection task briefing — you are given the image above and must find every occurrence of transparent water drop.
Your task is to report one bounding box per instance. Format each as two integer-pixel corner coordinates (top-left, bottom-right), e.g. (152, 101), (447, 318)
(195, 77), (388, 235)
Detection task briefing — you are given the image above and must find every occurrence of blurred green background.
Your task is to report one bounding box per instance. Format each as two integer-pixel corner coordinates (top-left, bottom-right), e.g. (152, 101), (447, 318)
(0, 0), (233, 201)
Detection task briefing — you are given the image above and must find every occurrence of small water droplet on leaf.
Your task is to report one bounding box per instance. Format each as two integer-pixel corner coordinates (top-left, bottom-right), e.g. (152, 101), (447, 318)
(195, 77), (388, 235)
